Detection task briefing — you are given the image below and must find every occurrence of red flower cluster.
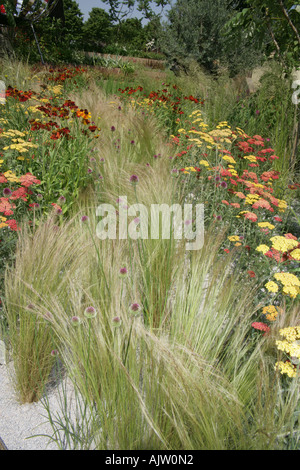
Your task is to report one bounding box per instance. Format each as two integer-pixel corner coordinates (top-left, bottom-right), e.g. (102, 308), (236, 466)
(118, 84), (203, 117)
(47, 67), (87, 83)
(252, 322), (270, 335)
(6, 86), (35, 102)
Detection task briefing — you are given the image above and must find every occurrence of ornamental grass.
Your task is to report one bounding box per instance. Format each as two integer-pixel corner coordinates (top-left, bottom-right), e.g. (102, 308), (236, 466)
(0, 57), (299, 449)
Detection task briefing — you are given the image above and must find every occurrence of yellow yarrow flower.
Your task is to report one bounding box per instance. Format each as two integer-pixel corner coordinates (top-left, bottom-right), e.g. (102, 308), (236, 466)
(270, 236), (298, 252)
(222, 155), (236, 164)
(275, 361), (297, 378)
(256, 244), (270, 254)
(265, 281), (279, 293)
(228, 235), (240, 242)
(274, 272), (300, 287)
(290, 249), (300, 260)
(258, 222), (275, 230)
(278, 326), (300, 342)
(262, 305), (279, 321)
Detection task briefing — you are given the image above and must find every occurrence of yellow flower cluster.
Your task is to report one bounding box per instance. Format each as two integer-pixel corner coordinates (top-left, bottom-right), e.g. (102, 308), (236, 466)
(243, 155), (257, 163)
(245, 193), (260, 205)
(275, 326), (300, 378)
(0, 129), (26, 139)
(0, 215), (7, 229)
(49, 84), (63, 95)
(290, 248), (300, 260)
(1, 129), (37, 157)
(256, 244), (270, 254)
(187, 111), (236, 150)
(277, 200), (288, 212)
(181, 166), (199, 174)
(228, 235), (240, 242)
(222, 155), (236, 165)
(262, 305), (279, 321)
(265, 281), (279, 293)
(277, 326), (300, 343)
(274, 272), (300, 299)
(270, 236), (299, 253)
(3, 170), (20, 183)
(258, 222), (275, 230)
(275, 361), (297, 378)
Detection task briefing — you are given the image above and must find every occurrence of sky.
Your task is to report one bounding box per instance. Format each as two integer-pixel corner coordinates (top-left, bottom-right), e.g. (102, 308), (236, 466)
(76, 0), (171, 23)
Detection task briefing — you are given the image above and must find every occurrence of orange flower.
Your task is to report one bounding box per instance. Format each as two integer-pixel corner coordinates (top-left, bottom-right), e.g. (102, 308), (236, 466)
(19, 173), (41, 188)
(252, 199), (272, 210)
(244, 212), (258, 222)
(0, 198), (16, 216)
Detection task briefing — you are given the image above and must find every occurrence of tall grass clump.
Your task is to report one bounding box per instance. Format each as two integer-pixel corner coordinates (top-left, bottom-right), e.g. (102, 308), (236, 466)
(2, 60), (299, 450)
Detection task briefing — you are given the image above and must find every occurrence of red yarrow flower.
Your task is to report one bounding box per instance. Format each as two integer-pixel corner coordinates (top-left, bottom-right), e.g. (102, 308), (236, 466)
(251, 322), (270, 336)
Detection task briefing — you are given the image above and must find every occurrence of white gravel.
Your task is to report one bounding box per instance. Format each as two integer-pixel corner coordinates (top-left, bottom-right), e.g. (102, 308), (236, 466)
(0, 362), (77, 450)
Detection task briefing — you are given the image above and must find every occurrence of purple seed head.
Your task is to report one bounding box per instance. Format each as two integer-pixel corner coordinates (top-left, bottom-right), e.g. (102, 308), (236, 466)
(3, 188), (12, 197)
(129, 303), (141, 314)
(81, 215), (89, 223)
(119, 267), (128, 276)
(220, 181), (228, 189)
(84, 306), (97, 319)
(130, 174), (139, 184)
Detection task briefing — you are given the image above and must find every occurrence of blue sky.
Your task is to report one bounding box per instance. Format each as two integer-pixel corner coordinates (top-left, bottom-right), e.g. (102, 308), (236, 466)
(76, 1), (171, 23)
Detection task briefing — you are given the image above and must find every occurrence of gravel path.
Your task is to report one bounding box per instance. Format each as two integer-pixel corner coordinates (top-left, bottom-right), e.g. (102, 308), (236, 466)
(0, 362), (75, 450)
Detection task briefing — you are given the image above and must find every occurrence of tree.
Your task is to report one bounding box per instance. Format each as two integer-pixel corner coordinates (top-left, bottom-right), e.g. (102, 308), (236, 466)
(116, 17), (144, 48)
(158, 0), (262, 75)
(82, 8), (113, 52)
(101, 0), (170, 23)
(223, 0), (300, 69)
(34, 0), (84, 51)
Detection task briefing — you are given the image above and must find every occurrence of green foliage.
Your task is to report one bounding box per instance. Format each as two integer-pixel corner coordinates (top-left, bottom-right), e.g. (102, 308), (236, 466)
(223, 0), (300, 70)
(102, 0), (171, 22)
(159, 0), (265, 75)
(82, 8), (113, 52)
